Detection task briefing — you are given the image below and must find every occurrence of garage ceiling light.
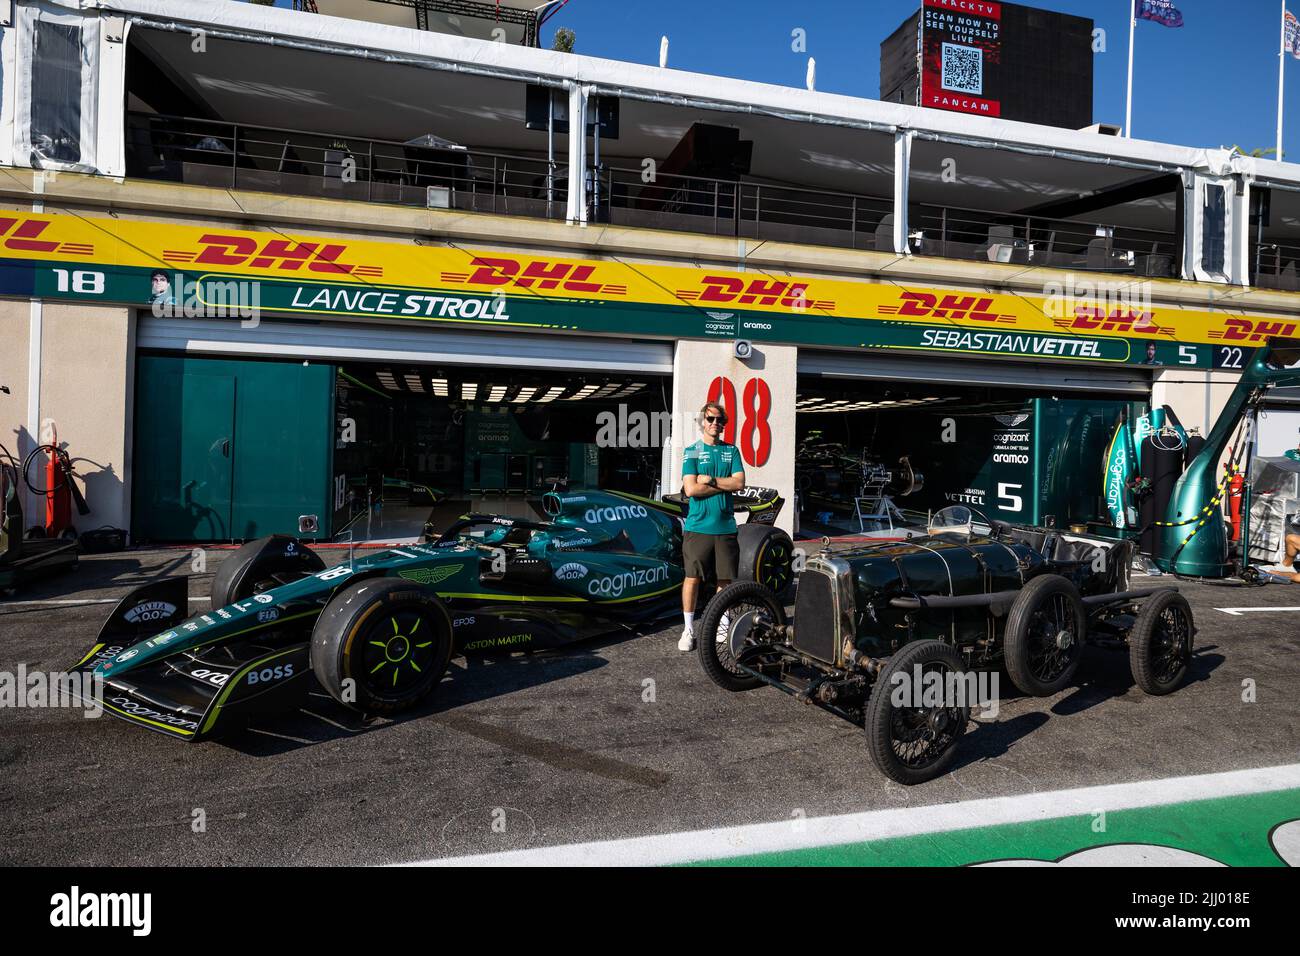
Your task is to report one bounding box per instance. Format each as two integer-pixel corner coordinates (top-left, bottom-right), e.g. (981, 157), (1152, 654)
(488, 385), (507, 402)
(404, 374), (425, 393)
(461, 383), (477, 400)
(538, 386), (565, 403)
(431, 377), (448, 397)
(513, 387), (537, 403)
(376, 370), (400, 391)
(572, 385), (600, 400)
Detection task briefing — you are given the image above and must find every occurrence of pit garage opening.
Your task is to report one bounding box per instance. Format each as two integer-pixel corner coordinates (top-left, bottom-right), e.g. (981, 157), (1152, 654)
(130, 319), (672, 545)
(332, 363), (670, 542)
(795, 353), (1151, 538)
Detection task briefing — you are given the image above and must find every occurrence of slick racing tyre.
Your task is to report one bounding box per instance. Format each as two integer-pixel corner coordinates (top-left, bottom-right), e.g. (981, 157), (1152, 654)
(1003, 574), (1087, 697)
(865, 639), (969, 786)
(311, 577), (454, 716)
(737, 523), (795, 598)
(211, 535), (326, 607)
(696, 580), (785, 692)
(1128, 590), (1194, 696)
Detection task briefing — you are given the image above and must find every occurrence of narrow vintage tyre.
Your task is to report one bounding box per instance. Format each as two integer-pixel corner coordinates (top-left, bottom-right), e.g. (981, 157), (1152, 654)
(865, 639), (969, 785)
(1003, 573), (1087, 697)
(311, 576), (454, 715)
(210, 534), (325, 607)
(696, 580), (785, 692)
(737, 523), (795, 597)
(1129, 590), (1194, 695)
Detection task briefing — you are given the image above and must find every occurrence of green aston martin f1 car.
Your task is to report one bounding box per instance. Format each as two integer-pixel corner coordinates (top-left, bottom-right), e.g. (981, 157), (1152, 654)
(73, 488), (792, 742)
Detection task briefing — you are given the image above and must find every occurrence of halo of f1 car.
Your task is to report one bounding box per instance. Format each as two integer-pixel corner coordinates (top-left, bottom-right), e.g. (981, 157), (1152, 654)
(73, 488), (793, 741)
(694, 505), (1195, 785)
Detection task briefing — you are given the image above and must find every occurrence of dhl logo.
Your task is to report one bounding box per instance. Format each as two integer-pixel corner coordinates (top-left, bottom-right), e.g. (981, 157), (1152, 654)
(675, 276), (834, 312)
(1052, 307), (1174, 337)
(160, 234), (383, 278)
(442, 257), (627, 296)
(1207, 317), (1298, 344)
(879, 291), (1015, 324)
(0, 216), (93, 257)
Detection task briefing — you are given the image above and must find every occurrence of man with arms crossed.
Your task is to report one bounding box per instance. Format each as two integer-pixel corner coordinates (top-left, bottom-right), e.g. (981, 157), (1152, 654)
(679, 401), (745, 651)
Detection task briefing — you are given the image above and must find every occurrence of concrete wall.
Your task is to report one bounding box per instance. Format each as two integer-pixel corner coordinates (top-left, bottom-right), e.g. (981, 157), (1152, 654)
(665, 340), (797, 536)
(0, 299), (33, 517)
(11, 301), (134, 535)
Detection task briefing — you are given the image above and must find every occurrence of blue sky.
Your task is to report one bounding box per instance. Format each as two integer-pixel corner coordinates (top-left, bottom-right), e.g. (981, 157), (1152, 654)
(265, 1), (1300, 156)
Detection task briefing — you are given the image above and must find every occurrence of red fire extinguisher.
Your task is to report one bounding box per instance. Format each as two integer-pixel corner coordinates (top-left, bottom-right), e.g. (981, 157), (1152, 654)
(21, 425), (89, 538)
(1228, 467), (1245, 543)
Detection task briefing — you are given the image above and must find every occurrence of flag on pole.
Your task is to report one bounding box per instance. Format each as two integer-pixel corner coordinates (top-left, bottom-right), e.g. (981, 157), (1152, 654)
(1136, 0), (1184, 28)
(1286, 9), (1300, 59)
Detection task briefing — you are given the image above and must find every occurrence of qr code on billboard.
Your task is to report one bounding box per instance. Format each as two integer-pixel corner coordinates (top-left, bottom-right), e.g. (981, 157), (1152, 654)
(941, 42), (983, 95)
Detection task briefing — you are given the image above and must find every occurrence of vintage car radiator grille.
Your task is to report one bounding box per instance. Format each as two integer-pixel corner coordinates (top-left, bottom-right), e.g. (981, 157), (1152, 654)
(793, 567), (839, 664)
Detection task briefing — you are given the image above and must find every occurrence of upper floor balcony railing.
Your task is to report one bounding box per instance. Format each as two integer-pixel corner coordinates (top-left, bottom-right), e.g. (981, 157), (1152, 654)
(127, 112), (568, 221)
(123, 112), (1300, 290)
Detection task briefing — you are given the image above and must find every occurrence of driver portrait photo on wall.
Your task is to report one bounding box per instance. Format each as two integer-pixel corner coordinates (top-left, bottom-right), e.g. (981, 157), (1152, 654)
(149, 270), (174, 307)
(1143, 341), (1163, 365)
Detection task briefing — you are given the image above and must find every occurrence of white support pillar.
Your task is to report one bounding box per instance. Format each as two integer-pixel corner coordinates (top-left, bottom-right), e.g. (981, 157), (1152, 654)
(665, 340), (797, 536)
(96, 15), (129, 178)
(893, 129), (912, 256)
(565, 83), (590, 225)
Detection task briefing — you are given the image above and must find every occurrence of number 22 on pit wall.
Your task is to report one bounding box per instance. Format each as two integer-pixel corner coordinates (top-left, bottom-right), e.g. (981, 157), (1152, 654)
(707, 376), (771, 468)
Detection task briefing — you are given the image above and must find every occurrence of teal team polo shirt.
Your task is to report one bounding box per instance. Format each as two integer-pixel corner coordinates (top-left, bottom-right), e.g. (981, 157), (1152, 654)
(682, 440), (744, 535)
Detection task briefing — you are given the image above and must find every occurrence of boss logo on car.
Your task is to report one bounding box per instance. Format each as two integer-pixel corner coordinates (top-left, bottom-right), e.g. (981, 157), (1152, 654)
(123, 601), (176, 624)
(247, 663), (295, 685)
(555, 562), (588, 581)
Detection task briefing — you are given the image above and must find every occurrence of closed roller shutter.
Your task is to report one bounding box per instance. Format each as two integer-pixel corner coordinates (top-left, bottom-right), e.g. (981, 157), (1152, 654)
(797, 349), (1151, 394)
(136, 316), (674, 374)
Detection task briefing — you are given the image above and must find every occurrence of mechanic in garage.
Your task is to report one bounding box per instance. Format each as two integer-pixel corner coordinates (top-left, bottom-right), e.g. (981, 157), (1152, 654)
(679, 401), (746, 651)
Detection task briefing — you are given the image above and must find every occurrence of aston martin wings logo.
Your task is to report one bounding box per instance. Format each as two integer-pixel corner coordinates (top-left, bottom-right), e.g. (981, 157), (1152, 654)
(706, 311), (735, 321)
(398, 564), (464, 586)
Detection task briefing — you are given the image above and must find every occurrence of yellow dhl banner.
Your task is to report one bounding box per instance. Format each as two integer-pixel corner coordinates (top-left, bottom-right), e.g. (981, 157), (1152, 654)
(1, 209), (1297, 349)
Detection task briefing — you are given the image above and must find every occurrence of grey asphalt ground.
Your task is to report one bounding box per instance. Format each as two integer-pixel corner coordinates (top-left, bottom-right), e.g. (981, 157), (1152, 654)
(1, 544), (1298, 866)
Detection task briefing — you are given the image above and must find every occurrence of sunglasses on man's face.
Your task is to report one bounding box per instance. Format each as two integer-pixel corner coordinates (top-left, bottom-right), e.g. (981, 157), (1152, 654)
(704, 416), (727, 425)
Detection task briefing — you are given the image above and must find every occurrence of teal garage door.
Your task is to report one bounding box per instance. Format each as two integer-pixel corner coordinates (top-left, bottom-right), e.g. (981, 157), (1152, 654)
(133, 356), (333, 542)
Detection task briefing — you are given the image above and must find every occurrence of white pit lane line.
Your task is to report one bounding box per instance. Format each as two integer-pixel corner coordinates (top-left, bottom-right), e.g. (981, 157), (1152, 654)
(398, 763), (1300, 867)
(1214, 606), (1300, 616)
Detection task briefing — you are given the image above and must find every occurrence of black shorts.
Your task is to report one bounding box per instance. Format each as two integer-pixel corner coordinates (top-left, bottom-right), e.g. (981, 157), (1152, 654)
(682, 531), (739, 580)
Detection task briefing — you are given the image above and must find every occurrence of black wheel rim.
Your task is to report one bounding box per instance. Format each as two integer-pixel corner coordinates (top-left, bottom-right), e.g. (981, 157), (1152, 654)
(358, 608), (440, 700)
(757, 539), (792, 593)
(1025, 593), (1080, 683)
(1150, 605), (1191, 685)
(711, 599), (775, 676)
(889, 660), (963, 770)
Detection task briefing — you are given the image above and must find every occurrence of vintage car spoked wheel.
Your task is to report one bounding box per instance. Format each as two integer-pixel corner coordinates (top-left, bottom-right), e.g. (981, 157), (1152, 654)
(865, 640), (969, 786)
(1129, 590), (1194, 695)
(311, 577), (454, 715)
(1004, 574), (1087, 697)
(697, 581), (786, 692)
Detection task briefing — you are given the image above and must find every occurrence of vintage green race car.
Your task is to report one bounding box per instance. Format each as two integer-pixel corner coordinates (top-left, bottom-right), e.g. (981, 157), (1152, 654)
(696, 506), (1194, 785)
(74, 488), (792, 742)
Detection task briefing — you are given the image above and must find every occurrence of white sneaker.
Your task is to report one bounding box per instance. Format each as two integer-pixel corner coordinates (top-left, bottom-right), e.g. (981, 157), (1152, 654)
(678, 628), (696, 652)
